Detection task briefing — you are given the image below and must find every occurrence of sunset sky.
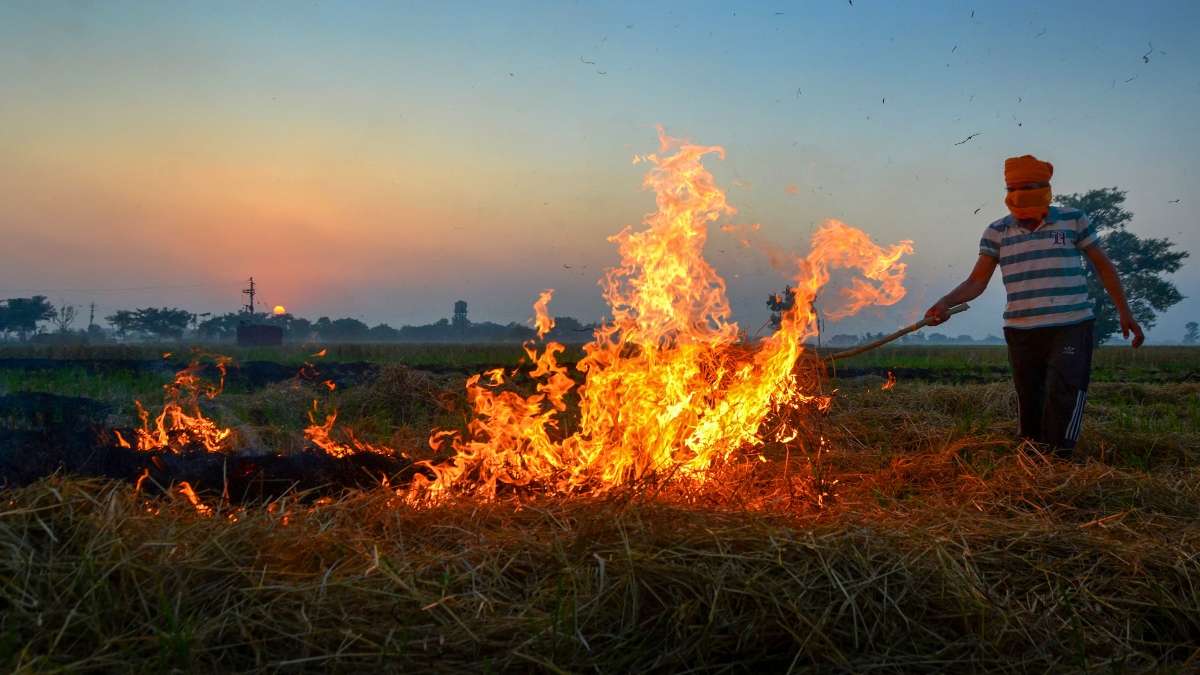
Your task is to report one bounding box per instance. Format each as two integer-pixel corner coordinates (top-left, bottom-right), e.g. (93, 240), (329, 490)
(2, 1), (1197, 340)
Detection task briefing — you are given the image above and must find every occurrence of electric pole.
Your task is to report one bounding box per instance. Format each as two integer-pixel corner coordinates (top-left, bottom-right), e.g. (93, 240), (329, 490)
(88, 302), (96, 328)
(242, 276), (256, 315)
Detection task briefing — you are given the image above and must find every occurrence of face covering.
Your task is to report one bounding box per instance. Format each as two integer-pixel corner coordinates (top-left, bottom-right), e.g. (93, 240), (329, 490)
(1005, 186), (1052, 221)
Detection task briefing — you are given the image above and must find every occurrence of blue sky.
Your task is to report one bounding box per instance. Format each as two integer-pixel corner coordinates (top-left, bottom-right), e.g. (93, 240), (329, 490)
(1, 1), (1196, 339)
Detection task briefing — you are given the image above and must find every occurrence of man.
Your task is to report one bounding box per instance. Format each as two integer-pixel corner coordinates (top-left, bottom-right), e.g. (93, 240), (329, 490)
(925, 155), (1144, 451)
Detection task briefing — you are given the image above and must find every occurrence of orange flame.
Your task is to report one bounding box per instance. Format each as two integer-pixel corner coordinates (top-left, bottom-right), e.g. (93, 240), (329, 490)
(533, 289), (555, 339)
(882, 370), (896, 391)
(177, 481), (213, 517)
(312, 348), (327, 358)
(304, 401), (393, 458)
(132, 356), (234, 453)
(298, 358), (397, 460)
(802, 220), (913, 320)
(408, 131), (914, 502)
(134, 468), (150, 493)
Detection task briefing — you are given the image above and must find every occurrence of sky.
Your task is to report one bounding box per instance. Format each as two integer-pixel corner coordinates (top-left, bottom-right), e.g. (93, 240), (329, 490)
(1, 0), (1197, 341)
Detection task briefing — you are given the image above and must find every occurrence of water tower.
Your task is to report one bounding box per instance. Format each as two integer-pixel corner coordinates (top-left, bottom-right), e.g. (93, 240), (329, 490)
(452, 300), (469, 329)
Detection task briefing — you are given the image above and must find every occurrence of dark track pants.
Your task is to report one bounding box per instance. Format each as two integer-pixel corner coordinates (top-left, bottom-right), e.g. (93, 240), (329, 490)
(1003, 320), (1094, 449)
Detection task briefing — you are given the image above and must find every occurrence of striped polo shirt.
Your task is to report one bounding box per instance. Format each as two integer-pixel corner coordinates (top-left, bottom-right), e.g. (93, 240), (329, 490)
(979, 206), (1098, 329)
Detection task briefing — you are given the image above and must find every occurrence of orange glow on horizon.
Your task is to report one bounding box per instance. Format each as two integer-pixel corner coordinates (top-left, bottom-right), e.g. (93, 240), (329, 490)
(273, 305), (286, 315)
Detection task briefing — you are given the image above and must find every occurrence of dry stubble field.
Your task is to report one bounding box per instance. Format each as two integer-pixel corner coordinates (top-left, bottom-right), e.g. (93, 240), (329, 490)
(0, 344), (1198, 672)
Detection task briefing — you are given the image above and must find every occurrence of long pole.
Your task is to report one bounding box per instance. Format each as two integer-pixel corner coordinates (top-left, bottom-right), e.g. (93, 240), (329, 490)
(242, 276), (256, 315)
(827, 303), (970, 361)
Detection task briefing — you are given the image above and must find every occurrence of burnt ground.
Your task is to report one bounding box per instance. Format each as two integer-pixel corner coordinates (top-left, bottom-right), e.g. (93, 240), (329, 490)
(0, 358), (416, 498)
(0, 388), (417, 499)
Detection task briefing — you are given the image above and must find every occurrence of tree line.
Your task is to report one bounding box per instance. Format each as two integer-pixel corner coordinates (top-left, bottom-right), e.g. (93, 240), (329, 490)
(823, 331), (1008, 347)
(5, 295), (1195, 345)
(0, 298), (598, 344)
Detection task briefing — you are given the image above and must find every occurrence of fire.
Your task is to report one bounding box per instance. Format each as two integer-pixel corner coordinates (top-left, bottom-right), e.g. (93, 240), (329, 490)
(131, 356), (234, 453)
(177, 481), (213, 517)
(298, 357), (398, 458)
(273, 305), (286, 315)
(408, 131), (914, 502)
(883, 370), (897, 391)
(134, 468), (150, 493)
(532, 289), (555, 338)
(304, 401), (393, 458)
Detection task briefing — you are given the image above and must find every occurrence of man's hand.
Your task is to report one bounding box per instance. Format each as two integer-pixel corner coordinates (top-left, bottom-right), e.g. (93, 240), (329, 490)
(924, 299), (951, 325)
(1084, 245), (1144, 348)
(1120, 311), (1145, 348)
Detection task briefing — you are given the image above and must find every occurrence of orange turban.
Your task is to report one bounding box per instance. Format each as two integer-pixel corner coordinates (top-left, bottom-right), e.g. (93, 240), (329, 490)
(1004, 155), (1053, 187)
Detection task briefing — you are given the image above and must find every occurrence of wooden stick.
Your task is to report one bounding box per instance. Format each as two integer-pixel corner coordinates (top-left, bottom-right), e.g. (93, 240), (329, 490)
(827, 303), (970, 361)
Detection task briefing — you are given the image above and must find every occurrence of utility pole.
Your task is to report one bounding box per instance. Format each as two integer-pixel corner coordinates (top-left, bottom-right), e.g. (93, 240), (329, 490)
(88, 302), (96, 329)
(242, 276), (256, 315)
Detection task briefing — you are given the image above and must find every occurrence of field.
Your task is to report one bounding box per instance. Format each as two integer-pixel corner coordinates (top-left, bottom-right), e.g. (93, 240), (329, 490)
(2, 343), (1199, 672)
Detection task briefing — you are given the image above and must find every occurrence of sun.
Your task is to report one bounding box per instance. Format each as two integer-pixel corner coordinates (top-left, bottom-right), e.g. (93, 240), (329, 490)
(272, 305), (286, 315)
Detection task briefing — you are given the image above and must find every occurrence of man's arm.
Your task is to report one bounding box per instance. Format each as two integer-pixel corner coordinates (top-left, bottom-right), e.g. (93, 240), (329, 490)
(1083, 244), (1144, 347)
(925, 254), (998, 325)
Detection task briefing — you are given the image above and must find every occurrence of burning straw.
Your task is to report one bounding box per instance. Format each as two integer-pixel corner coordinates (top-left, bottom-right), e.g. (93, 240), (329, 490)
(409, 131), (913, 502)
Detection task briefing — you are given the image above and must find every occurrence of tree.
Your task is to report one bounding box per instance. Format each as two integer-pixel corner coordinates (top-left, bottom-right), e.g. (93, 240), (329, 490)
(197, 313), (243, 340)
(827, 333), (859, 347)
(313, 317), (370, 342)
(368, 323), (402, 341)
(1056, 188), (1188, 345)
(134, 307), (192, 340)
(106, 310), (139, 338)
(1185, 322), (1199, 345)
(0, 296), (57, 341)
(766, 286), (795, 331)
(283, 316), (312, 341)
(106, 307), (191, 340)
(51, 301), (77, 333)
(264, 312), (313, 341)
